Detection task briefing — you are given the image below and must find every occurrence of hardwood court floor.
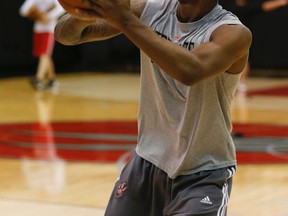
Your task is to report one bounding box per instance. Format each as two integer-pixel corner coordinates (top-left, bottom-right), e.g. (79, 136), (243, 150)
(0, 72), (288, 216)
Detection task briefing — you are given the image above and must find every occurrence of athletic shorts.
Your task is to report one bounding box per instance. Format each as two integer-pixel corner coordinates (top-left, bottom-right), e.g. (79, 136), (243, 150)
(104, 152), (235, 216)
(33, 32), (55, 57)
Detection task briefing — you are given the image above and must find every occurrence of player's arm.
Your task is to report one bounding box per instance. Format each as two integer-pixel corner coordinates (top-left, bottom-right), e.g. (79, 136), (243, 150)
(87, 0), (252, 85)
(262, 0), (288, 12)
(54, 0), (146, 45)
(54, 15), (120, 45)
(186, 24), (253, 81)
(117, 20), (251, 85)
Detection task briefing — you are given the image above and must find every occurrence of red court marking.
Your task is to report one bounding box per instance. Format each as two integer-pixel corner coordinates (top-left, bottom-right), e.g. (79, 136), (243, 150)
(232, 123), (288, 137)
(247, 85), (288, 97)
(0, 121), (287, 164)
(0, 121), (137, 162)
(237, 152), (288, 164)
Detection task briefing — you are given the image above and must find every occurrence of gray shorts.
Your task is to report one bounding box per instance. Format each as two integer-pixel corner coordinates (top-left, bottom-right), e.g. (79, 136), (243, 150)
(104, 152), (235, 216)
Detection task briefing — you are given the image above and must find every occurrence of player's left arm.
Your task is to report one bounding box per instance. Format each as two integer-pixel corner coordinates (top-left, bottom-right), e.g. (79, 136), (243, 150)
(116, 18), (252, 85)
(189, 24), (252, 81)
(86, 0), (252, 85)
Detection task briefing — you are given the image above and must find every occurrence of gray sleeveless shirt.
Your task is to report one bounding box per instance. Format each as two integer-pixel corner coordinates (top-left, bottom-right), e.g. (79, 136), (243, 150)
(136, 0), (242, 179)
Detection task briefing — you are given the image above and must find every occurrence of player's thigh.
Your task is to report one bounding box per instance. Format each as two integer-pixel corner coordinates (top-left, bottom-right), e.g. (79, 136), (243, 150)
(104, 153), (168, 216)
(164, 168), (233, 216)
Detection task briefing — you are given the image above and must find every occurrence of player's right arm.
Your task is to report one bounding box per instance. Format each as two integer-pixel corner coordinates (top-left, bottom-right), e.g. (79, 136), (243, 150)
(55, 15), (121, 45)
(54, 0), (146, 45)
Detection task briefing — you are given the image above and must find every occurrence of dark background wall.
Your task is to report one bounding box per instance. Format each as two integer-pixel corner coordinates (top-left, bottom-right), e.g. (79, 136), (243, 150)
(249, 7), (288, 70)
(0, 1), (287, 78)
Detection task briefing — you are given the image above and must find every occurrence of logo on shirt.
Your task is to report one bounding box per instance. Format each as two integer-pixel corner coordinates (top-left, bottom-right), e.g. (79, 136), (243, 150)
(155, 31), (195, 50)
(174, 35), (181, 41)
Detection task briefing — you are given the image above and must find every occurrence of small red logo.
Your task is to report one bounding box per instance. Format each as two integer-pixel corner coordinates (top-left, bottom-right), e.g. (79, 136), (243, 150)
(174, 35), (181, 41)
(116, 181), (128, 197)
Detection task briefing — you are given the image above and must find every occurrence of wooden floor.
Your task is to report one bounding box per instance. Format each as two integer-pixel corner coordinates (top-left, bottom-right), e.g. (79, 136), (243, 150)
(0, 72), (288, 216)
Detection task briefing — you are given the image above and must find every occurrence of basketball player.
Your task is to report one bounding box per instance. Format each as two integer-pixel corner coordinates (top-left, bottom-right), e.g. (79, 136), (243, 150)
(55, 0), (252, 215)
(20, 0), (65, 91)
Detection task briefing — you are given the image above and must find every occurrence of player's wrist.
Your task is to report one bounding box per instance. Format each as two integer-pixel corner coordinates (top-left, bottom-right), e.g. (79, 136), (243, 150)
(114, 12), (139, 31)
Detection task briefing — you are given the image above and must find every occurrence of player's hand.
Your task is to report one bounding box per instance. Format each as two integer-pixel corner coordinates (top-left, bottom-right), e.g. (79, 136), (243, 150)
(86, 0), (132, 28)
(57, 0), (99, 21)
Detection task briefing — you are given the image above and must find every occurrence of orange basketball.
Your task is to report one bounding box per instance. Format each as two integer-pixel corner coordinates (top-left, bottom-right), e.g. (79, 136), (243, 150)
(58, 0), (92, 10)
(58, 0), (98, 20)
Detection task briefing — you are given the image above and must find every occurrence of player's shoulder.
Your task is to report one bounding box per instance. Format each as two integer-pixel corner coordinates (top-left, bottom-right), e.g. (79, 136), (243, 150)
(211, 24), (252, 48)
(211, 24), (252, 73)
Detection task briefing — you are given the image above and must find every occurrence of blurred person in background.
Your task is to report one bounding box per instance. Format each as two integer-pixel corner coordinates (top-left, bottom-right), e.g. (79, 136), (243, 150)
(20, 0), (65, 91)
(219, 0), (288, 92)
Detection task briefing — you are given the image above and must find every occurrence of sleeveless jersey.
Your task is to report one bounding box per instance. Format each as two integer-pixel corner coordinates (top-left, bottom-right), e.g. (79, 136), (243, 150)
(136, 0), (243, 179)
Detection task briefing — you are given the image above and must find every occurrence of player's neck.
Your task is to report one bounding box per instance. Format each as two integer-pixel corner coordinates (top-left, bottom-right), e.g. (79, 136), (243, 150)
(177, 0), (218, 23)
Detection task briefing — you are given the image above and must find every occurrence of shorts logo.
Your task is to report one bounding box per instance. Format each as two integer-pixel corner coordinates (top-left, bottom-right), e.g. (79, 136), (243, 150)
(116, 181), (127, 197)
(200, 196), (213, 205)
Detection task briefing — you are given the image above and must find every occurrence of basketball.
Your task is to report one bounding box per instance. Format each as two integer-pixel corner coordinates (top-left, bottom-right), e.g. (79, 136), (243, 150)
(58, 0), (92, 10)
(58, 0), (99, 20)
